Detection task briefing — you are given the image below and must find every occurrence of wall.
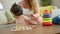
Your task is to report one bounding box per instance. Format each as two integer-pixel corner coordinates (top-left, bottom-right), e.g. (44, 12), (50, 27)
(0, 0), (3, 3)
(1, 0), (21, 10)
(2, 0), (16, 10)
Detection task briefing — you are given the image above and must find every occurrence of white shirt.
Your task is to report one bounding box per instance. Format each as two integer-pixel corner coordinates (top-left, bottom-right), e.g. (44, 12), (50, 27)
(22, 8), (33, 17)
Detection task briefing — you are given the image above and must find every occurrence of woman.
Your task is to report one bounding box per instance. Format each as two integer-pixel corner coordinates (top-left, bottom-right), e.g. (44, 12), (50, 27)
(18, 0), (42, 25)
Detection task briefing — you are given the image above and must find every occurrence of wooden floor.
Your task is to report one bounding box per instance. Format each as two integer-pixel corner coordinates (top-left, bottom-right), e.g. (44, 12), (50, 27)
(0, 25), (60, 34)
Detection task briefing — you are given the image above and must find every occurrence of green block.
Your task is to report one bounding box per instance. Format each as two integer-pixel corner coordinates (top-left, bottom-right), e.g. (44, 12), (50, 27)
(43, 20), (52, 22)
(43, 18), (52, 21)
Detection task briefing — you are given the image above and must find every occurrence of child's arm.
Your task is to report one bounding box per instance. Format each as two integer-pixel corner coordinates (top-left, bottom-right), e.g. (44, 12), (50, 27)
(7, 19), (16, 24)
(22, 15), (31, 25)
(23, 15), (37, 25)
(24, 18), (37, 25)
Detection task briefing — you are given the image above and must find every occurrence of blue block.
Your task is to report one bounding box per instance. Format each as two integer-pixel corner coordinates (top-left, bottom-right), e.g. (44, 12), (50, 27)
(43, 14), (50, 18)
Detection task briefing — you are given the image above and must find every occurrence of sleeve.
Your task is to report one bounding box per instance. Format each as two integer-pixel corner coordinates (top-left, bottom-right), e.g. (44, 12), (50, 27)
(5, 10), (15, 21)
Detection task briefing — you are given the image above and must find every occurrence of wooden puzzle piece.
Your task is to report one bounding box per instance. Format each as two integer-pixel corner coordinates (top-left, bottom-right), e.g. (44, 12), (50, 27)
(11, 25), (23, 31)
(11, 25), (32, 31)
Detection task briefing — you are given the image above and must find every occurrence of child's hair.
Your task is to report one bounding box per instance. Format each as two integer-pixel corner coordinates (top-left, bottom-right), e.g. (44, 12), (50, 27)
(10, 3), (23, 16)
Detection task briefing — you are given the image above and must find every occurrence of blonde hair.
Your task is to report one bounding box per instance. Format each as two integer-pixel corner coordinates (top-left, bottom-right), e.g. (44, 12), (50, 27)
(25, 0), (39, 14)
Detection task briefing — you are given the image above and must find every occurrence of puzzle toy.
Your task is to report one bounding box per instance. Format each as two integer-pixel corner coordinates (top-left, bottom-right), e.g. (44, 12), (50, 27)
(11, 25), (32, 31)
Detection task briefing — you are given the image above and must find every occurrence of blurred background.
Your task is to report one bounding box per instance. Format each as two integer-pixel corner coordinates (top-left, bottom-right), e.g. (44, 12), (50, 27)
(0, 0), (60, 26)
(0, 0), (60, 10)
(0, 0), (60, 9)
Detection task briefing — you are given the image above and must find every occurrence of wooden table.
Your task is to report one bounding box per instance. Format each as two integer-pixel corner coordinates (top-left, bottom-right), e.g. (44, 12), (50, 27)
(0, 25), (60, 34)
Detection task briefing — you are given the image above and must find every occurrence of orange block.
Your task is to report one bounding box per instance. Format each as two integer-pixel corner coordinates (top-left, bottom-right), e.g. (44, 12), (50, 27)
(44, 10), (50, 14)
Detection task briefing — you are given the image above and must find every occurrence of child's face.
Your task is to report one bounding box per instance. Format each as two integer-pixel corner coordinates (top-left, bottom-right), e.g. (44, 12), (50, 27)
(12, 13), (20, 19)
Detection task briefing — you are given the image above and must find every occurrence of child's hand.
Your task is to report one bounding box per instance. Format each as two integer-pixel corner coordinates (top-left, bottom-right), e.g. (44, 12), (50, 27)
(25, 19), (31, 25)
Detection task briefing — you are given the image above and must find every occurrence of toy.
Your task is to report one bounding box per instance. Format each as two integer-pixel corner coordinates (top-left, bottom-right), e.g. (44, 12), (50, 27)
(42, 10), (52, 26)
(42, 22), (52, 26)
(11, 25), (23, 31)
(11, 25), (32, 31)
(52, 15), (60, 25)
(43, 10), (50, 14)
(43, 18), (52, 22)
(43, 14), (50, 18)
(43, 10), (50, 18)
(42, 18), (52, 26)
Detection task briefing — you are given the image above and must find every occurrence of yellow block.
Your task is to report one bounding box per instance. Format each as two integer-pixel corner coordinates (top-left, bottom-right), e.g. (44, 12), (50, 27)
(43, 20), (52, 22)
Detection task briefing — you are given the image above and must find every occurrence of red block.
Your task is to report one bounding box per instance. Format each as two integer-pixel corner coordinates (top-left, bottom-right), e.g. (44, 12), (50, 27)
(42, 22), (52, 26)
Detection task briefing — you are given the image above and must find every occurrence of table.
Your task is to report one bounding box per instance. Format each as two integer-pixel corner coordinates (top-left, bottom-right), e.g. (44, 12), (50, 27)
(0, 25), (60, 34)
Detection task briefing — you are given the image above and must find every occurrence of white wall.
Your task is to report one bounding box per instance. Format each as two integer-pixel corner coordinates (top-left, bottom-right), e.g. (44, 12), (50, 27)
(0, 0), (2, 3)
(0, 0), (3, 5)
(1, 0), (21, 10)
(2, 0), (39, 10)
(2, 0), (16, 10)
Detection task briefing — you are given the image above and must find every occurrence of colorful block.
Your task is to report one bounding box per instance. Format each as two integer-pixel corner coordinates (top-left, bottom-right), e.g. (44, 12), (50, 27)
(43, 10), (50, 14)
(42, 22), (52, 26)
(43, 18), (52, 21)
(43, 14), (50, 18)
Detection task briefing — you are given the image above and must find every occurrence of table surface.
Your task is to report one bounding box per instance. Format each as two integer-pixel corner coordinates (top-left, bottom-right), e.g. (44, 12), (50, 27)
(0, 25), (60, 34)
